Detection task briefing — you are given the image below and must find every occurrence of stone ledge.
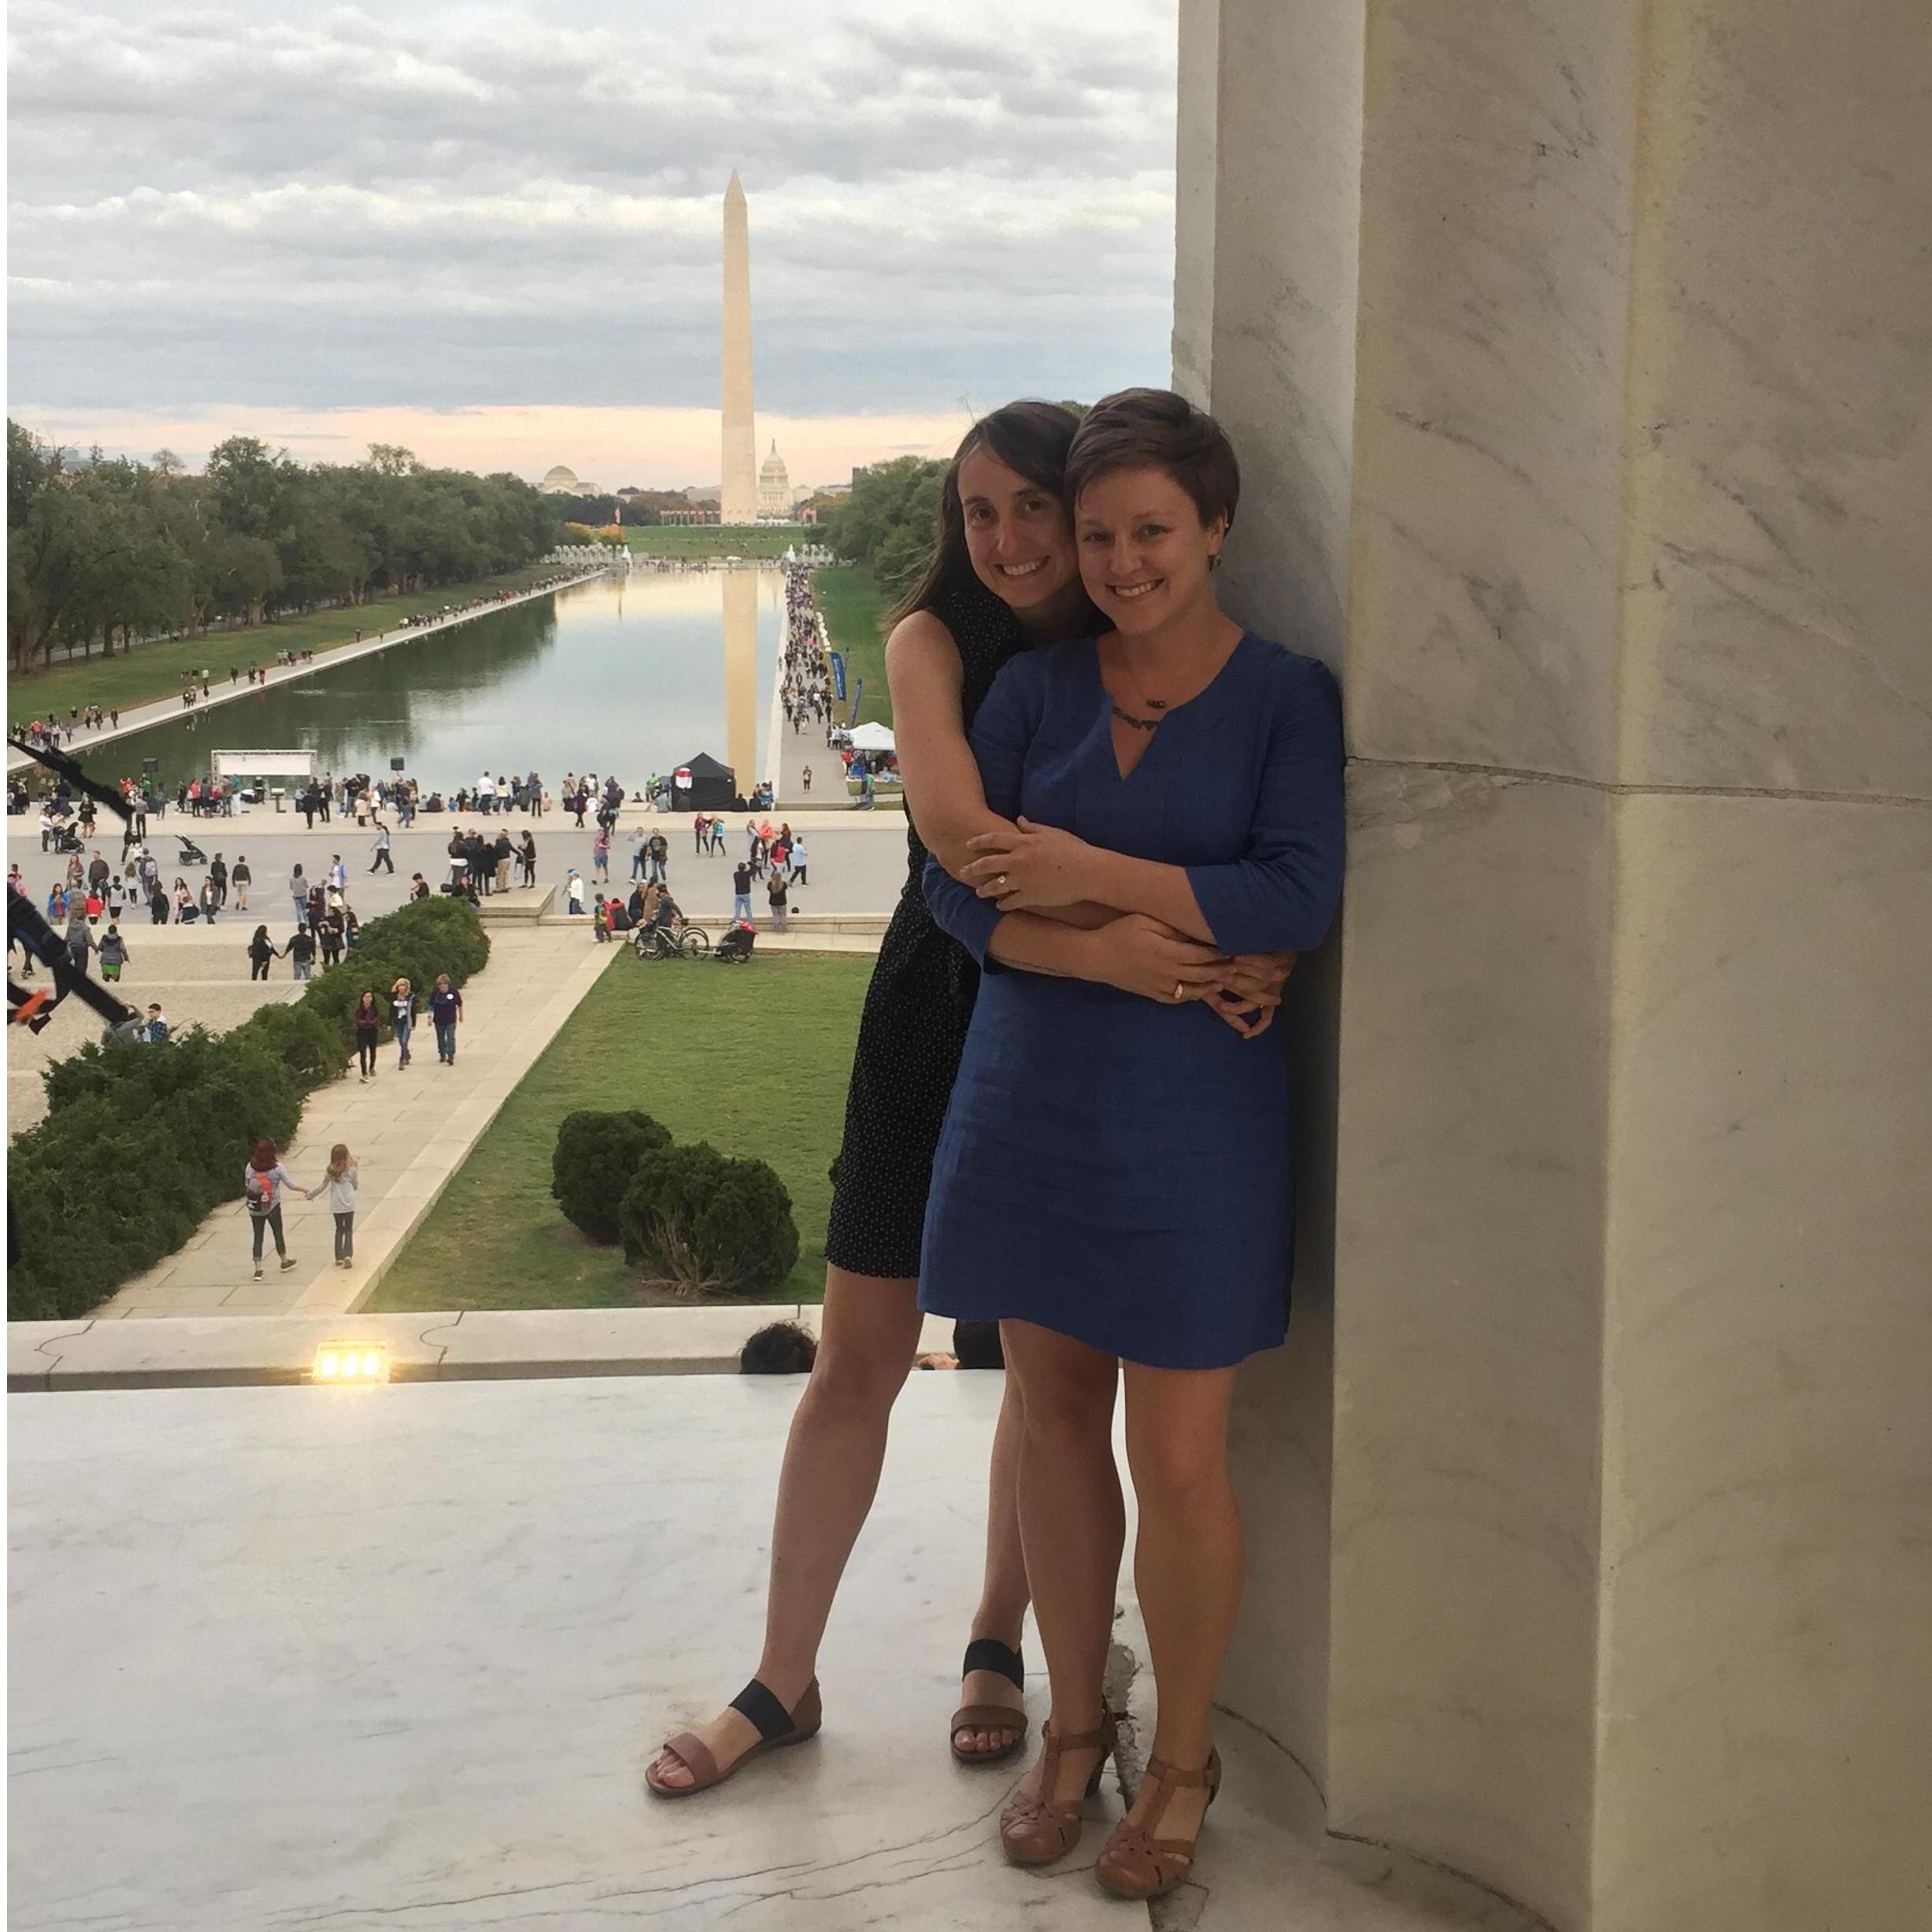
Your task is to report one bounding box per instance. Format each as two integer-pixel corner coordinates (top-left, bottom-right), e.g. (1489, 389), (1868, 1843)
(8, 1305), (957, 1390)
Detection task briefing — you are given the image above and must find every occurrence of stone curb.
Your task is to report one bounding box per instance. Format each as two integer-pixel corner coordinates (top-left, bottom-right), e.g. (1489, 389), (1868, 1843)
(7, 1305), (957, 1390)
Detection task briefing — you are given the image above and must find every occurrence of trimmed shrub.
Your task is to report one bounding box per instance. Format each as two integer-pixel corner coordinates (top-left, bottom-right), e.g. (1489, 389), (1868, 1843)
(550, 1109), (672, 1245)
(617, 1141), (799, 1298)
(9, 895), (489, 1321)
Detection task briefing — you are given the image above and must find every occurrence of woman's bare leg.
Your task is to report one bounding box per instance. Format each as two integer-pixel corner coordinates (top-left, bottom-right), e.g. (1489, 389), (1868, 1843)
(647, 1266), (921, 1788)
(1118, 1361), (1243, 1843)
(954, 1367), (1031, 1753)
(998, 1319), (1125, 1808)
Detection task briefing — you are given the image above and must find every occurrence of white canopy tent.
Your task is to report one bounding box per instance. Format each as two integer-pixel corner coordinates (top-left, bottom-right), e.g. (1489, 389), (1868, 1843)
(846, 722), (896, 753)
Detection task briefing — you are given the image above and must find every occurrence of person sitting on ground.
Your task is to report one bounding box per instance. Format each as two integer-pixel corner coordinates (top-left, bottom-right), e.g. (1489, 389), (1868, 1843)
(410, 872), (431, 901)
(142, 1001), (169, 1045)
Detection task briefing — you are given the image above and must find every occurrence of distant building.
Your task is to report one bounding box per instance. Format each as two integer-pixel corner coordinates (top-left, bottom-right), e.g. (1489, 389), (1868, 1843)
(539, 464), (598, 496)
(660, 505), (720, 526)
(757, 442), (793, 520)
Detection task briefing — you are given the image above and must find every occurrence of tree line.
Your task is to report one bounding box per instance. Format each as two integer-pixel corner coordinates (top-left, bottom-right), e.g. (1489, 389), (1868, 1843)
(823, 456), (945, 605)
(7, 427), (566, 676)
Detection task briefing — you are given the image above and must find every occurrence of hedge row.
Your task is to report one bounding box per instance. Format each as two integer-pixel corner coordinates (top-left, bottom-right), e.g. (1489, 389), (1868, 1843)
(550, 1108), (800, 1297)
(8, 895), (490, 1323)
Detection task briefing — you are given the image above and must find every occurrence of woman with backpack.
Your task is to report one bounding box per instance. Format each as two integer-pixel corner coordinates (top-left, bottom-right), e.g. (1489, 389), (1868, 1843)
(242, 1137), (309, 1279)
(246, 926), (276, 982)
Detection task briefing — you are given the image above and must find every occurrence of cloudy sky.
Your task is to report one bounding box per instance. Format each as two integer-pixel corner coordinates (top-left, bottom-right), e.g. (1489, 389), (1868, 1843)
(7, 0), (1179, 488)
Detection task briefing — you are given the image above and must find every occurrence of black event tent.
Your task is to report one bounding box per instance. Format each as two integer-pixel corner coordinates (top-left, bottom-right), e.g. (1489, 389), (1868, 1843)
(675, 751), (738, 809)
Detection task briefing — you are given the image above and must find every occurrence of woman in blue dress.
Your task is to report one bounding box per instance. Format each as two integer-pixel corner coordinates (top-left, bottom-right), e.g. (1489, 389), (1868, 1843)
(920, 389), (1345, 1900)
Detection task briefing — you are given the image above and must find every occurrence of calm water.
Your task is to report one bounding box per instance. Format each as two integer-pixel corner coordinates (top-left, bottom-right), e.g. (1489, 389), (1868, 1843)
(105, 569), (782, 795)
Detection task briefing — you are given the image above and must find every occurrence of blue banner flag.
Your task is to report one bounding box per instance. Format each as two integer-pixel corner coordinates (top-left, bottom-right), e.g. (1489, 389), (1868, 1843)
(829, 650), (848, 702)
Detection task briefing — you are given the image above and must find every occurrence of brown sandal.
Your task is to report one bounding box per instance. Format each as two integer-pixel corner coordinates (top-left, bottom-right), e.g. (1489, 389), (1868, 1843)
(644, 1678), (821, 1799)
(950, 1638), (1030, 1765)
(998, 1711), (1119, 1866)
(1094, 1745), (1222, 1899)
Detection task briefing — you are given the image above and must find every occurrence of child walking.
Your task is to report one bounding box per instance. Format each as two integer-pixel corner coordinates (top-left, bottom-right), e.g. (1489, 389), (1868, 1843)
(306, 1144), (360, 1268)
(242, 1138), (308, 1279)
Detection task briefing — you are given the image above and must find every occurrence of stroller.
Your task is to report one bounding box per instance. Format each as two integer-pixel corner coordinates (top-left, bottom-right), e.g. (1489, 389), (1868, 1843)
(714, 921), (757, 964)
(50, 823), (83, 856)
(176, 833), (208, 867)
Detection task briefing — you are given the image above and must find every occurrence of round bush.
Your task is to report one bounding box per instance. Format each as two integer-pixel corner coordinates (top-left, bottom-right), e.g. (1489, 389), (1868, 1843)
(550, 1109), (672, 1245)
(618, 1141), (799, 1297)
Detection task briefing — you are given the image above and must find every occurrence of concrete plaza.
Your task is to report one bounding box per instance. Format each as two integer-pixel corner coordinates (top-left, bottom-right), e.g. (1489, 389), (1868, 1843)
(8, 1369), (1537, 1932)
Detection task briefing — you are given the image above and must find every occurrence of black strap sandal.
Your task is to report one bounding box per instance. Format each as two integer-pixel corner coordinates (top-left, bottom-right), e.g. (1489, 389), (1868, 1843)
(646, 1676), (823, 1798)
(951, 1638), (1030, 1765)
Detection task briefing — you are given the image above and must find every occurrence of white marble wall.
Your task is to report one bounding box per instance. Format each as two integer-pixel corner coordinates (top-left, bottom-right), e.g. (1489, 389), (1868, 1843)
(1175, 0), (1367, 1798)
(1185, 1), (1932, 1927)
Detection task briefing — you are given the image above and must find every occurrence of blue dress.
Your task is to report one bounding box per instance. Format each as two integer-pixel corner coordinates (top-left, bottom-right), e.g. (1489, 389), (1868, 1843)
(917, 633), (1345, 1369)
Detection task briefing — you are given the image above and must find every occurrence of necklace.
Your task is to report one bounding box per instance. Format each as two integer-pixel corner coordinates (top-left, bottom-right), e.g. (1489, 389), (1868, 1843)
(1108, 649), (1171, 733)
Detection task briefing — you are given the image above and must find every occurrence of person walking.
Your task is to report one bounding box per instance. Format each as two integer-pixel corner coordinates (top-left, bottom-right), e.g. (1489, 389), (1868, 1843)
(305, 1145), (360, 1269)
(370, 824), (394, 873)
(97, 922), (129, 983)
(198, 875), (220, 923)
(631, 825), (650, 881)
(429, 973), (462, 1064)
(283, 923), (316, 982)
(328, 853), (346, 894)
(801, 764), (812, 794)
(246, 925), (276, 982)
(352, 990), (381, 1079)
(231, 854), (250, 911)
(591, 827), (610, 883)
(242, 1138), (308, 1278)
(64, 909), (94, 975)
(789, 835), (809, 888)
(647, 829), (670, 886)
(209, 853), (228, 908)
(390, 978), (416, 1069)
(288, 863), (308, 923)
(318, 908), (345, 970)
(765, 868), (790, 933)
(731, 861), (754, 926)
(518, 831), (538, 887)
(566, 868), (586, 916)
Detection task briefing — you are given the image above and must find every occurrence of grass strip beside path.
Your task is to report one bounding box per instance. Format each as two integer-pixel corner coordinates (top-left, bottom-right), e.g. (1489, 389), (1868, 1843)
(8, 562), (574, 727)
(371, 950), (872, 1313)
(812, 566), (891, 729)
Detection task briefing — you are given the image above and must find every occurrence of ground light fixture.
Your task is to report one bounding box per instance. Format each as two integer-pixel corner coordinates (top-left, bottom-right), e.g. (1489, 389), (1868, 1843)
(312, 1344), (390, 1384)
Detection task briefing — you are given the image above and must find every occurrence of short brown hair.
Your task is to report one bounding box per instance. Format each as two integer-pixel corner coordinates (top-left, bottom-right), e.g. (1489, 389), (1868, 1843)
(1064, 387), (1240, 533)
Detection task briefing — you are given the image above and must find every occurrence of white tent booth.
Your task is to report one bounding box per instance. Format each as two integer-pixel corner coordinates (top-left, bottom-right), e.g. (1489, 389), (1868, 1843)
(845, 722), (896, 754)
(210, 748), (317, 809)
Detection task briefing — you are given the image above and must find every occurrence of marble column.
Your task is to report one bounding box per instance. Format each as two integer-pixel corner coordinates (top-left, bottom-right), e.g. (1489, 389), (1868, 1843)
(1176, 4), (1932, 1928)
(720, 172), (757, 527)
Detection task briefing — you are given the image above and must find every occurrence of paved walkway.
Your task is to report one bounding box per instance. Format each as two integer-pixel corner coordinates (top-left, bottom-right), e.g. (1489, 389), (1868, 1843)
(6, 566), (610, 775)
(94, 927), (621, 1320)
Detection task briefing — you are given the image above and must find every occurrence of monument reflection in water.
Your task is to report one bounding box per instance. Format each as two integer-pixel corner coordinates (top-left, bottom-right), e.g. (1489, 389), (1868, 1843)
(102, 569), (783, 798)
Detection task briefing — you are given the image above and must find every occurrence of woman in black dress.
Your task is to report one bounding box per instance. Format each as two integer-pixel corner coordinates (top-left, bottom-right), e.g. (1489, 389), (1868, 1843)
(646, 405), (1294, 1799)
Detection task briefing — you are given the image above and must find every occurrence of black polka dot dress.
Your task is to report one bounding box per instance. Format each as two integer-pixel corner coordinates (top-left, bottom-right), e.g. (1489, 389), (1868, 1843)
(825, 577), (1034, 1282)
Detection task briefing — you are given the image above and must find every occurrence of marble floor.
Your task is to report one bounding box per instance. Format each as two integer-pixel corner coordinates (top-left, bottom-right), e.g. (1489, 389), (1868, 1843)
(8, 1373), (1538, 1931)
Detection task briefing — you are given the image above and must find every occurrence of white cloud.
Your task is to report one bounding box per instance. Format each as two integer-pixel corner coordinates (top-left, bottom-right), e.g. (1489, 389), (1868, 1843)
(8, 0), (1179, 421)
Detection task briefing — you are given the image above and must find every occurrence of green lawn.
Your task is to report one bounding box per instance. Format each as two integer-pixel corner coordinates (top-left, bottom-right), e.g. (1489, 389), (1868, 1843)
(624, 526), (812, 558)
(813, 565), (891, 728)
(8, 561), (576, 728)
(371, 951), (873, 1313)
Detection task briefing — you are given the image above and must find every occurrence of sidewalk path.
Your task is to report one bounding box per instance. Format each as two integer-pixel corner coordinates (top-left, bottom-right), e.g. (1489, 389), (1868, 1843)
(93, 929), (621, 1320)
(6, 567), (610, 776)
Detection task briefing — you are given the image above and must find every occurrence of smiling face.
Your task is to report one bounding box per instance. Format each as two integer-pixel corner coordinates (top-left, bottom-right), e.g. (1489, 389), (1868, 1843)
(1075, 465), (1227, 636)
(957, 446), (1079, 615)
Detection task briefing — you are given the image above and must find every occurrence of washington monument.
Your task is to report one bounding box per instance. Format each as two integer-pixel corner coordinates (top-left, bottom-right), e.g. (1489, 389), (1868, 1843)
(720, 172), (756, 525)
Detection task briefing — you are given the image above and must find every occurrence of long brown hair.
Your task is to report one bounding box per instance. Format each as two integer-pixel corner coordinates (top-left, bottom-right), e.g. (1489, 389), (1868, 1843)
(250, 1138), (277, 1171)
(888, 401), (1090, 624)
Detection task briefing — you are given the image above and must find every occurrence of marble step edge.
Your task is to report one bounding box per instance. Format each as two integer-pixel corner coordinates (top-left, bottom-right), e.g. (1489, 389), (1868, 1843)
(8, 1306), (958, 1390)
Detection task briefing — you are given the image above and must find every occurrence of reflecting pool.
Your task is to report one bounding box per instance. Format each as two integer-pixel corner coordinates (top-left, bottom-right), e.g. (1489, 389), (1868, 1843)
(101, 568), (783, 796)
